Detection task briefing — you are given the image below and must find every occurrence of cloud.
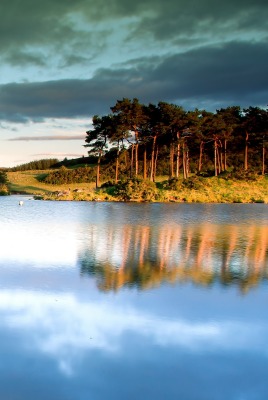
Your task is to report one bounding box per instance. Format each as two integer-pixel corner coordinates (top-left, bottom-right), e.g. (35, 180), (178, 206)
(32, 153), (84, 157)
(0, 0), (267, 74)
(8, 135), (85, 141)
(0, 40), (267, 123)
(1, 289), (267, 369)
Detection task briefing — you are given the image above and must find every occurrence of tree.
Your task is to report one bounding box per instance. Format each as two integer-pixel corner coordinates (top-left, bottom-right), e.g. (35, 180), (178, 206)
(157, 103), (187, 178)
(216, 106), (241, 171)
(242, 107), (268, 173)
(85, 115), (110, 188)
(111, 98), (146, 177)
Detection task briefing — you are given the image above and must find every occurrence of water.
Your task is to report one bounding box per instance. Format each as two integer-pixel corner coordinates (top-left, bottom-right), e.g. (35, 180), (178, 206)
(0, 196), (267, 400)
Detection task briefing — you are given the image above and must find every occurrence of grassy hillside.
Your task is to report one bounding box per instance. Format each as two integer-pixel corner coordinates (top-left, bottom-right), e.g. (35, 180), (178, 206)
(7, 170), (95, 195)
(6, 170), (268, 203)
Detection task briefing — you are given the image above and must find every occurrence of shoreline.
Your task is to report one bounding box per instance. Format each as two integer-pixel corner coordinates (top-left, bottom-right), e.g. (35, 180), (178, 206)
(6, 170), (268, 204)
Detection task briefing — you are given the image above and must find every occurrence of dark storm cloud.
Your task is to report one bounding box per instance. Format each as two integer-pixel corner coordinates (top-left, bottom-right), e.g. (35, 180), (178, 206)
(0, 40), (267, 122)
(1, 0), (267, 67)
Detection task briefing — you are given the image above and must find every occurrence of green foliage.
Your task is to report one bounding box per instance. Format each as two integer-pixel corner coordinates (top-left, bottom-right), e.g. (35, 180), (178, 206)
(162, 176), (206, 191)
(52, 156), (97, 168)
(0, 186), (9, 195)
(181, 176), (206, 190)
(0, 171), (9, 195)
(220, 168), (259, 181)
(41, 166), (95, 185)
(0, 171), (8, 184)
(8, 158), (59, 171)
(162, 178), (181, 191)
(113, 178), (159, 201)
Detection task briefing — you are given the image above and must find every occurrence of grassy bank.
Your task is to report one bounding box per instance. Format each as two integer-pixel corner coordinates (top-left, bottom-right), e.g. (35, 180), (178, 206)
(6, 170), (268, 203)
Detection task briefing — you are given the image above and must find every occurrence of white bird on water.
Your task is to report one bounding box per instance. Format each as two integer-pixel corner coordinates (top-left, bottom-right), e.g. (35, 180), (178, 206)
(19, 200), (24, 206)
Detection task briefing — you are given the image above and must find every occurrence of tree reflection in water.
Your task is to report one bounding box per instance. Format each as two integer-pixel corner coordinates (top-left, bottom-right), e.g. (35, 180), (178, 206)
(79, 224), (268, 293)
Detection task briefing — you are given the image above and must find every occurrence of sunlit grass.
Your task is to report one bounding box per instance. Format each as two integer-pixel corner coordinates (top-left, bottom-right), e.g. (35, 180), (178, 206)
(6, 170), (268, 203)
(7, 170), (96, 195)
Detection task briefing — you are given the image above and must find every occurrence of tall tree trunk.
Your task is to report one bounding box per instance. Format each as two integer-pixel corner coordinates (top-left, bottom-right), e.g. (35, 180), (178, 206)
(220, 150), (224, 172)
(135, 142), (139, 176)
(198, 141), (204, 172)
(186, 149), (189, 178)
(130, 144), (134, 178)
(150, 136), (157, 181)
(224, 139), (227, 171)
(245, 131), (249, 171)
(143, 146), (147, 180)
(153, 145), (159, 182)
(115, 142), (119, 183)
(96, 155), (101, 188)
(214, 139), (218, 176)
(182, 140), (187, 179)
(176, 143), (180, 178)
(262, 135), (265, 175)
(216, 145), (221, 174)
(169, 143), (174, 179)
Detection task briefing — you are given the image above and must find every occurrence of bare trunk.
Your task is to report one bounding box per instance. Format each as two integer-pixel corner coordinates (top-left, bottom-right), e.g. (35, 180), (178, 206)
(176, 143), (180, 178)
(96, 155), (101, 188)
(183, 140), (187, 179)
(169, 143), (174, 179)
(153, 145), (159, 182)
(216, 145), (221, 174)
(130, 144), (134, 178)
(262, 136), (265, 175)
(224, 139), (227, 171)
(135, 142), (139, 176)
(198, 141), (204, 172)
(245, 131), (249, 171)
(214, 139), (218, 176)
(150, 136), (157, 181)
(143, 146), (147, 180)
(115, 144), (119, 183)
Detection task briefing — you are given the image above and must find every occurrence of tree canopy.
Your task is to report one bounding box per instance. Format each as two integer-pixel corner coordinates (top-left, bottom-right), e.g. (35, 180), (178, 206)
(85, 99), (268, 185)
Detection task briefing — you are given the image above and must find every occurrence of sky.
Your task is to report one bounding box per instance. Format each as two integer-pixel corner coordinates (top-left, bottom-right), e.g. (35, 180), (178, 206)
(0, 0), (267, 167)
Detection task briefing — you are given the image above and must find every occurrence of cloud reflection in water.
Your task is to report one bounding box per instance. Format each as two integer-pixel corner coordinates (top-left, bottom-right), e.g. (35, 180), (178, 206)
(0, 290), (267, 376)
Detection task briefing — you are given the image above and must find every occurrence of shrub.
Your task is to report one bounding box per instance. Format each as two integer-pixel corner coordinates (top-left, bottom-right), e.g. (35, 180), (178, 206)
(163, 178), (181, 191)
(41, 166), (95, 184)
(221, 168), (259, 181)
(113, 178), (158, 201)
(0, 183), (9, 195)
(0, 171), (8, 184)
(181, 176), (206, 190)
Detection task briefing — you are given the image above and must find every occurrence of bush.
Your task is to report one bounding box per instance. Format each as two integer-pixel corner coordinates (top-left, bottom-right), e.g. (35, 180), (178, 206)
(41, 166), (95, 184)
(0, 183), (9, 195)
(0, 171), (8, 184)
(181, 176), (206, 190)
(162, 178), (181, 191)
(221, 168), (259, 181)
(113, 178), (159, 201)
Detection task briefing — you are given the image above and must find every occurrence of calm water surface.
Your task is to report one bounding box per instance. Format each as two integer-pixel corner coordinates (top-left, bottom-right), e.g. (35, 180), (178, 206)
(0, 196), (267, 400)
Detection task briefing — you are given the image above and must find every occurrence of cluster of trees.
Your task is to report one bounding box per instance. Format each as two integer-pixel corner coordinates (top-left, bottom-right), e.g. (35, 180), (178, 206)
(8, 158), (59, 171)
(85, 98), (268, 187)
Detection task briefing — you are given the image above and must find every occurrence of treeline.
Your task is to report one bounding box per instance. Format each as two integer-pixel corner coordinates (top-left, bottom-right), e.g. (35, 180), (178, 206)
(8, 158), (59, 171)
(85, 98), (268, 187)
(41, 166), (95, 184)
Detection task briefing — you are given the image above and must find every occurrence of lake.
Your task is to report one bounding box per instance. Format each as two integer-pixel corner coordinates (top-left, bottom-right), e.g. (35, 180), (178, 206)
(0, 196), (267, 400)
